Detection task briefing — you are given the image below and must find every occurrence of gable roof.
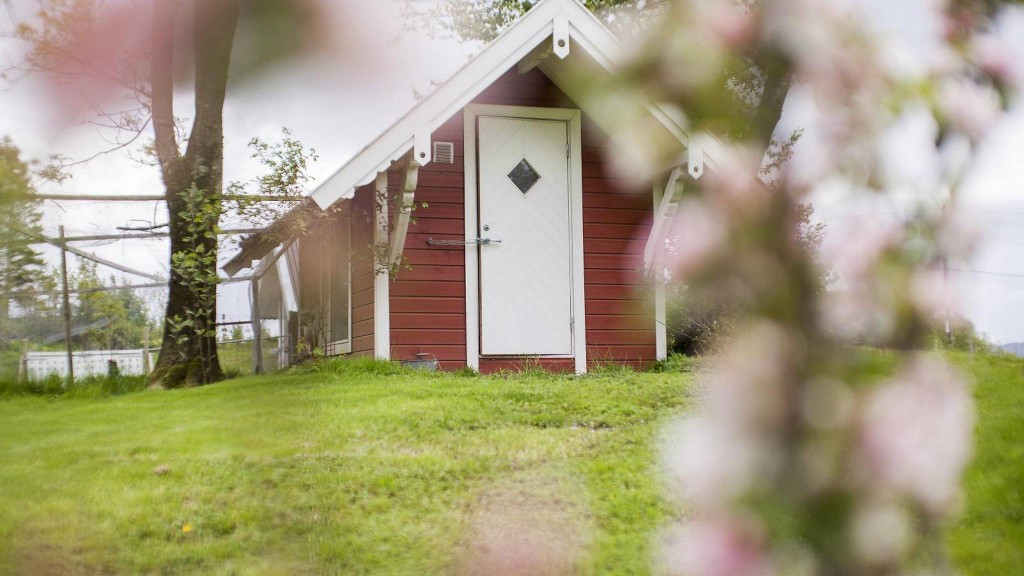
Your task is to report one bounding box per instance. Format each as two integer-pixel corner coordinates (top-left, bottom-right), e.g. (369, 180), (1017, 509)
(307, 0), (715, 210)
(225, 0), (727, 275)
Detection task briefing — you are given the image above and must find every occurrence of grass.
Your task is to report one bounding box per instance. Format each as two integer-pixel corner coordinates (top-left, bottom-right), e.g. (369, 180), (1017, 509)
(0, 358), (692, 575)
(0, 351), (1020, 574)
(947, 351), (1024, 574)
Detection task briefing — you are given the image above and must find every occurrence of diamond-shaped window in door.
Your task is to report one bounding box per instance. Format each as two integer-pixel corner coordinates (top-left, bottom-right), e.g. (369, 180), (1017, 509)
(507, 158), (541, 195)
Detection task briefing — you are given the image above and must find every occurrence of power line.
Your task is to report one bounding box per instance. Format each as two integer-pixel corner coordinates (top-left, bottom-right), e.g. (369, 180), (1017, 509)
(948, 267), (1024, 279)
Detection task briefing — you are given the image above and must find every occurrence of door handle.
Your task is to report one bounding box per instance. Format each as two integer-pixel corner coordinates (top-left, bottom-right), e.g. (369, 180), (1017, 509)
(426, 237), (502, 246)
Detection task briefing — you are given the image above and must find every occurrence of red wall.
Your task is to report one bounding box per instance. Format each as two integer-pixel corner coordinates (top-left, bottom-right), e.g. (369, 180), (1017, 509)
(387, 66), (657, 372)
(350, 187), (376, 356)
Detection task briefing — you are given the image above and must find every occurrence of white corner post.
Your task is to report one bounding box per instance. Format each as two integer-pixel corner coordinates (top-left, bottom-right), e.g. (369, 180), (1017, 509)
(250, 276), (264, 375)
(651, 177), (672, 361)
(655, 280), (667, 361)
(373, 171), (391, 360)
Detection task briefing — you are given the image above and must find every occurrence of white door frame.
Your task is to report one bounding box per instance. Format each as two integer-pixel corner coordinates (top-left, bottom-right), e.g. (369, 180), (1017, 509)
(463, 104), (587, 373)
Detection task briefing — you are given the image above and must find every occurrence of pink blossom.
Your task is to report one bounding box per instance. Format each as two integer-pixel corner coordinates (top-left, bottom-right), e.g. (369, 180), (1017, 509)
(704, 323), (793, 428)
(661, 324), (793, 505)
(817, 288), (896, 342)
(909, 267), (957, 318)
(664, 199), (727, 279)
(801, 378), (855, 432)
(661, 416), (781, 506)
(859, 356), (974, 514)
(971, 35), (1016, 84)
(692, 0), (757, 51)
(850, 499), (912, 565)
(825, 219), (903, 283)
(704, 146), (771, 217)
(938, 78), (1001, 139)
(937, 206), (982, 260)
(660, 516), (775, 576)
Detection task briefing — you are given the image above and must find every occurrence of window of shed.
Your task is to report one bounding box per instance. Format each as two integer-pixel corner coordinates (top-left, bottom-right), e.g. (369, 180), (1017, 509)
(326, 218), (351, 348)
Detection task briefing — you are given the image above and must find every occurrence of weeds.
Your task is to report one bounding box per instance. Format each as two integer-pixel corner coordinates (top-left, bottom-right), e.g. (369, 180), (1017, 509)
(0, 374), (148, 398)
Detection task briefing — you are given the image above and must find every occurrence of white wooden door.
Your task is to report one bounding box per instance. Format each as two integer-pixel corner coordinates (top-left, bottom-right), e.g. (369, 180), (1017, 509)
(478, 115), (574, 356)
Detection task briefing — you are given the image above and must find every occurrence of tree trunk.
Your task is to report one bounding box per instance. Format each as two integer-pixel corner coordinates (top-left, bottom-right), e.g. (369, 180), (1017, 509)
(149, 0), (240, 388)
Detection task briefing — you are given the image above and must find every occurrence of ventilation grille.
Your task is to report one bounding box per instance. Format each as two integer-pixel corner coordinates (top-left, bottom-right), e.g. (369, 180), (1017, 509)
(433, 141), (455, 164)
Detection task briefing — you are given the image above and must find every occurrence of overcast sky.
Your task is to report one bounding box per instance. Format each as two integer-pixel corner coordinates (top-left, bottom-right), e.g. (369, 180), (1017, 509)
(2, 0), (1023, 343)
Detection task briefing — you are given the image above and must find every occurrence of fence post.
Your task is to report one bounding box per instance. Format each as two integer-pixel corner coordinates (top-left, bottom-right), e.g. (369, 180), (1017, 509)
(142, 322), (151, 374)
(18, 339), (28, 383)
(59, 225), (74, 387)
(251, 277), (264, 375)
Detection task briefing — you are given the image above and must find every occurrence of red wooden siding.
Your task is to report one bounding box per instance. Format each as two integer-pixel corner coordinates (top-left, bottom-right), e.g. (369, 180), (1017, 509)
(388, 110), (468, 366)
(388, 65), (657, 372)
(350, 186), (376, 356)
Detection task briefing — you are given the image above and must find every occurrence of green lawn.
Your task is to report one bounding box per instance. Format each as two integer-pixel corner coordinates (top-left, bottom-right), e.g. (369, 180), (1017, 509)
(947, 351), (1024, 574)
(0, 360), (692, 575)
(0, 352), (1020, 575)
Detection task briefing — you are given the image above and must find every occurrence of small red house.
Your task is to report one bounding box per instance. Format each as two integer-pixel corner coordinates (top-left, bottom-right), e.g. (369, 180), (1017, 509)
(225, 0), (714, 373)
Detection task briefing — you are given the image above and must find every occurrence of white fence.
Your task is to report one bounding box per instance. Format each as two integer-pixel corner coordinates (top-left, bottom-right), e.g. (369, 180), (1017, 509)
(25, 350), (155, 380)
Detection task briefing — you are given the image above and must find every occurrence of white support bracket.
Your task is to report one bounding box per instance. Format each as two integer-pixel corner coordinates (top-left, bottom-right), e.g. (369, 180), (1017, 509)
(413, 131), (431, 166)
(389, 162), (418, 267)
(553, 14), (570, 59)
(687, 133), (705, 179)
(644, 166), (685, 277)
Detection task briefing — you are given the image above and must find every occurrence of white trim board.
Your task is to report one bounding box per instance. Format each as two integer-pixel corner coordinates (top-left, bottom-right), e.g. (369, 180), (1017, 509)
(373, 172), (391, 360)
(464, 104), (587, 374)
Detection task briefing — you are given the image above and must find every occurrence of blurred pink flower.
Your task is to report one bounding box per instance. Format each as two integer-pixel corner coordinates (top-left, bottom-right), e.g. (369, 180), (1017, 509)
(662, 324), (792, 505)
(970, 28), (1023, 89)
(859, 356), (974, 514)
(800, 378), (855, 432)
(909, 267), (957, 318)
(937, 206), (982, 260)
(817, 287), (896, 342)
(825, 218), (902, 283)
(938, 78), (1001, 139)
(691, 0), (757, 51)
(664, 199), (727, 278)
(704, 146), (770, 217)
(850, 499), (911, 565)
(660, 516), (775, 576)
(662, 415), (779, 506)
